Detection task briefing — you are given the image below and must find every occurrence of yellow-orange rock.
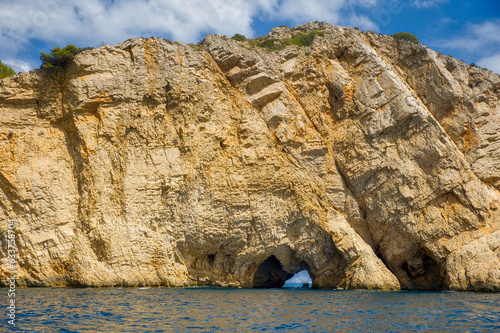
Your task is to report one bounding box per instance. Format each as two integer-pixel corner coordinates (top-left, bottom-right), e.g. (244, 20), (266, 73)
(1, 22), (499, 291)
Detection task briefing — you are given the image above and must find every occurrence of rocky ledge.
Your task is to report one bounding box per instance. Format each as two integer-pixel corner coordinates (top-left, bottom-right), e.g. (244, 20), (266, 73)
(1, 22), (499, 291)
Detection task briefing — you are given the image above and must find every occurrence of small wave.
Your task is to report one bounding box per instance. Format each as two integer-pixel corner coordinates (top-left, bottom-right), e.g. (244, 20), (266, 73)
(12, 288), (500, 332)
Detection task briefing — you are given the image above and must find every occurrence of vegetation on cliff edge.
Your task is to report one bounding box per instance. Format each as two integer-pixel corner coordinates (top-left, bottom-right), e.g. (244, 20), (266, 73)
(231, 34), (247, 41)
(40, 45), (83, 69)
(392, 32), (420, 44)
(0, 61), (16, 79)
(236, 29), (325, 52)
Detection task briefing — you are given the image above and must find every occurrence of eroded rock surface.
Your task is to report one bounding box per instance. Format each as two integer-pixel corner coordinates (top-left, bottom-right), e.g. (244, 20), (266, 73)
(1, 22), (499, 291)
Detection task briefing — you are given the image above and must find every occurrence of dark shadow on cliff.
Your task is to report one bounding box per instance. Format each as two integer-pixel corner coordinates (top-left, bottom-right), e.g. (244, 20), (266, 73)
(253, 255), (293, 288)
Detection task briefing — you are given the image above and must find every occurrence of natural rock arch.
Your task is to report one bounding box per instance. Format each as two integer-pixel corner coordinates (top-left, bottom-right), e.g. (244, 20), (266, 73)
(252, 254), (316, 288)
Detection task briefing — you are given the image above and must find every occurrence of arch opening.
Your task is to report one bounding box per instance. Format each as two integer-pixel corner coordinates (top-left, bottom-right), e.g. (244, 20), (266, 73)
(283, 270), (312, 288)
(253, 255), (294, 288)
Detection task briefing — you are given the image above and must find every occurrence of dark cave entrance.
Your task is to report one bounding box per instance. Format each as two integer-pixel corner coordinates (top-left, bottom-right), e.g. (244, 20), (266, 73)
(252, 255), (314, 288)
(253, 255), (294, 288)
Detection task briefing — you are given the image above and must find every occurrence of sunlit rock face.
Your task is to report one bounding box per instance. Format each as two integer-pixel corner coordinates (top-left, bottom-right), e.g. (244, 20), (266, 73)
(1, 22), (499, 291)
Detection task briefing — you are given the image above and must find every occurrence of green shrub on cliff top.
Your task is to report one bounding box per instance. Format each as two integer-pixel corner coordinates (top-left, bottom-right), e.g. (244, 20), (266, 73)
(291, 30), (324, 46)
(392, 32), (419, 44)
(255, 29), (325, 52)
(0, 60), (15, 79)
(257, 38), (286, 51)
(231, 33), (247, 41)
(40, 44), (82, 69)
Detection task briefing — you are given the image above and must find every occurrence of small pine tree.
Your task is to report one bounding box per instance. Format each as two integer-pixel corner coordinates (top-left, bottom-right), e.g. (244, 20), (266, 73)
(392, 32), (419, 44)
(40, 45), (82, 69)
(0, 60), (16, 79)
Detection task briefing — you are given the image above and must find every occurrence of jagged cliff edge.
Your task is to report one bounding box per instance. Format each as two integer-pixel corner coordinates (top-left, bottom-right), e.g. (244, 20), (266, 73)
(1, 22), (499, 291)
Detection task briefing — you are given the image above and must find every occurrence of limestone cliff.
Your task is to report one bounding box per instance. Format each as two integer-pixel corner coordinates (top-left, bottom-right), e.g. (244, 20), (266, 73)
(1, 22), (499, 291)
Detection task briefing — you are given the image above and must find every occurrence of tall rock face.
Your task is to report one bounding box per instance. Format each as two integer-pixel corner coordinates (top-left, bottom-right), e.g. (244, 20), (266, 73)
(1, 22), (499, 291)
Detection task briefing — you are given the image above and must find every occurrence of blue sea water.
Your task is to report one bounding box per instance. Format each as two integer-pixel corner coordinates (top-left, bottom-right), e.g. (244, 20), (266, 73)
(2, 287), (500, 332)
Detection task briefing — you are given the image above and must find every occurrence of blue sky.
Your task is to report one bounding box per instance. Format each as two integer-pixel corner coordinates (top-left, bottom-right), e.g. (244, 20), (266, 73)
(1, 0), (499, 73)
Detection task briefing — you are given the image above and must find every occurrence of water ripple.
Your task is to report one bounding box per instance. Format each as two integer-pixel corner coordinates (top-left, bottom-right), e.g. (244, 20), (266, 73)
(1, 288), (499, 332)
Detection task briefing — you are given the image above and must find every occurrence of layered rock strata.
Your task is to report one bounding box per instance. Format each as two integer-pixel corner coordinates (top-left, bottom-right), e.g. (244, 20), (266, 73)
(1, 22), (499, 291)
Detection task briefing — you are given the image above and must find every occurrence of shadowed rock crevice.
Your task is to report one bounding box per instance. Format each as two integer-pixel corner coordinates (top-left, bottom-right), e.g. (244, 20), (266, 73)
(253, 255), (293, 288)
(401, 253), (445, 290)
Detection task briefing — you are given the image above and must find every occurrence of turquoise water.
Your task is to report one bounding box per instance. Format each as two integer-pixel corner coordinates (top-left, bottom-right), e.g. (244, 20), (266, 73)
(2, 288), (499, 332)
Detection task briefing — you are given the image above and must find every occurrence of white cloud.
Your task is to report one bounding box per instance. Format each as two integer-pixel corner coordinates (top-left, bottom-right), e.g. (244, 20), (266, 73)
(3, 59), (33, 73)
(346, 14), (379, 31)
(477, 54), (500, 74)
(470, 20), (500, 44)
(0, 0), (259, 51)
(273, 0), (345, 24)
(411, 0), (448, 8)
(440, 19), (500, 52)
(269, 0), (378, 30)
(437, 19), (500, 72)
(0, 0), (380, 70)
